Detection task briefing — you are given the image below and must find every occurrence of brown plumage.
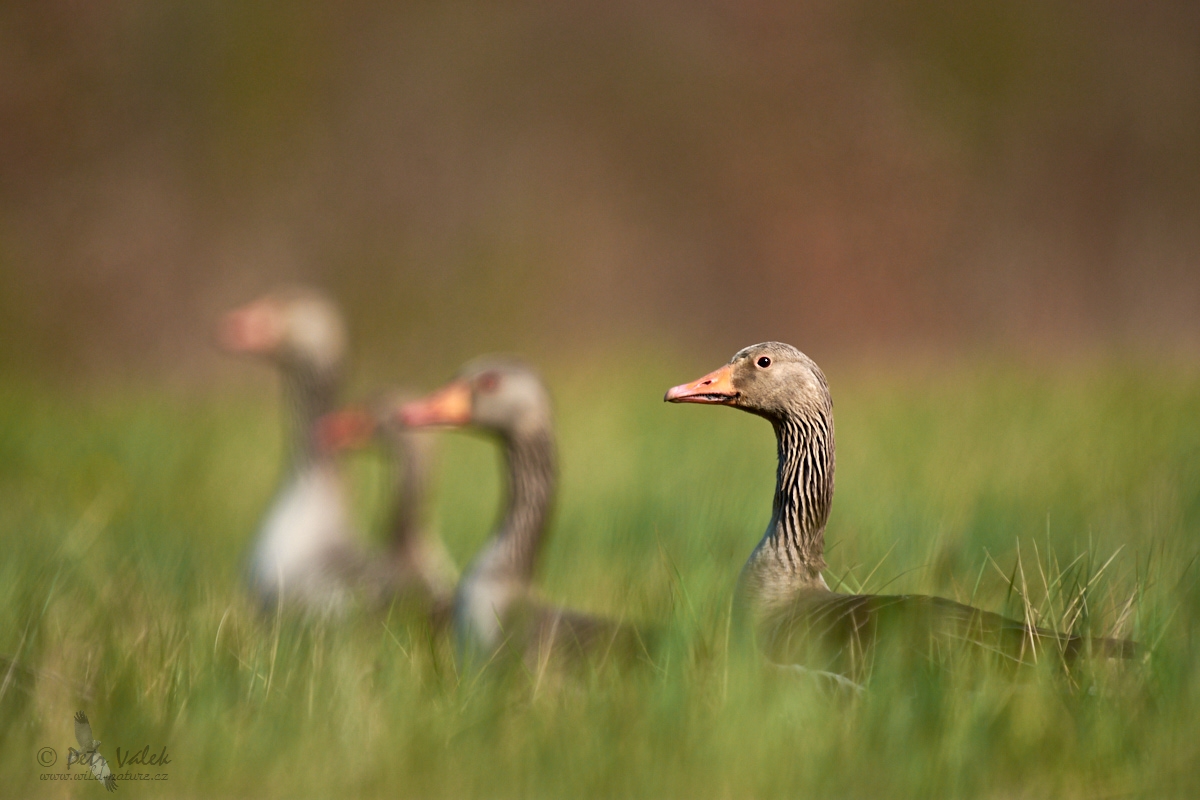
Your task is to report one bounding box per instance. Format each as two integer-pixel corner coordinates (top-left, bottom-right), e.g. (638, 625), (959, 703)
(396, 358), (653, 671)
(667, 342), (1136, 680)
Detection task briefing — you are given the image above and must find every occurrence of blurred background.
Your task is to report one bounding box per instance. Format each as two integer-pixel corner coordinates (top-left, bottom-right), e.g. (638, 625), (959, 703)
(1, 0), (1198, 379)
(4, 8), (1199, 794)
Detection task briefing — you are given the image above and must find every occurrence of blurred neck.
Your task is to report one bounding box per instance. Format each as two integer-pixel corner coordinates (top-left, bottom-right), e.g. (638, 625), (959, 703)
(476, 422), (557, 585)
(386, 430), (431, 554)
(283, 363), (338, 470)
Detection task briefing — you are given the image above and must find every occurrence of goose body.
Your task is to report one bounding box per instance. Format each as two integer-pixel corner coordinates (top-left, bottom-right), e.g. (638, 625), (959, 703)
(316, 394), (460, 621)
(758, 588), (1134, 677)
(377, 402), (459, 608)
(219, 286), (364, 613)
(456, 565), (526, 654)
(397, 359), (649, 668)
(667, 342), (1135, 678)
(249, 461), (356, 611)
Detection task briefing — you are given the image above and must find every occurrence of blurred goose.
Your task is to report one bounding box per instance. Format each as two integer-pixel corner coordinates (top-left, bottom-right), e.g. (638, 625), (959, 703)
(396, 359), (651, 669)
(666, 342), (1135, 679)
(218, 286), (367, 613)
(317, 392), (458, 621)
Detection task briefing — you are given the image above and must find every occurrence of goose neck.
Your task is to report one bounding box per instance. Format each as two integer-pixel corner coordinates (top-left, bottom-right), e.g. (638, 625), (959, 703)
(386, 432), (431, 556)
(283, 363), (338, 469)
(479, 423), (557, 585)
(741, 409), (835, 604)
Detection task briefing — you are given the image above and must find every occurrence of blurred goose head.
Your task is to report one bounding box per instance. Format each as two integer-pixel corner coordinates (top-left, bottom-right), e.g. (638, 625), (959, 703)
(218, 286), (347, 380)
(398, 358), (552, 438)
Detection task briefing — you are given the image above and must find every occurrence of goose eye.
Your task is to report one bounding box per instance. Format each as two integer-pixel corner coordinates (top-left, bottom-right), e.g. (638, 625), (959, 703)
(477, 372), (501, 393)
(756, 356), (772, 368)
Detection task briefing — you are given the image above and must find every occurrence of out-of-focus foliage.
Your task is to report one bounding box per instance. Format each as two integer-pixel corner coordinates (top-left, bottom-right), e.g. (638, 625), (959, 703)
(1, 360), (1198, 796)
(1, 1), (1198, 377)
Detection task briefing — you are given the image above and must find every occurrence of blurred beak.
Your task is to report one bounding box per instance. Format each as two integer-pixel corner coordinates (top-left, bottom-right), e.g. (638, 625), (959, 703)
(664, 364), (739, 404)
(315, 406), (377, 453)
(399, 380), (472, 427)
(217, 301), (280, 354)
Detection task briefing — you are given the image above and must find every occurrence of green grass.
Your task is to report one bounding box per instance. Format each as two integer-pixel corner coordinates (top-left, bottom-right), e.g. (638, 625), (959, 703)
(2, 357), (1200, 797)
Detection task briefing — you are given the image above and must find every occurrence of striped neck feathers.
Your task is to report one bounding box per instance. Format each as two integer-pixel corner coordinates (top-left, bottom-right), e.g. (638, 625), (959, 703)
(741, 404), (835, 606)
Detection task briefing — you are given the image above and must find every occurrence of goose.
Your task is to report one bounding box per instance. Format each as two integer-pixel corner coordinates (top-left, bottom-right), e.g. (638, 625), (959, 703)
(393, 358), (652, 670)
(218, 286), (369, 614)
(666, 342), (1136, 680)
(316, 392), (458, 622)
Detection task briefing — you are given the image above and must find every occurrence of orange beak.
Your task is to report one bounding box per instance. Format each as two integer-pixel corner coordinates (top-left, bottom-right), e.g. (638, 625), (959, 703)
(217, 300), (281, 354)
(664, 363), (739, 405)
(399, 380), (473, 427)
(315, 406), (377, 453)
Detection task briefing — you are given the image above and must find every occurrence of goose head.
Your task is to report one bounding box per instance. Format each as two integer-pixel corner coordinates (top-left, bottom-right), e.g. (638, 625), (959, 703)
(398, 359), (552, 439)
(665, 341), (830, 422)
(218, 286), (347, 379)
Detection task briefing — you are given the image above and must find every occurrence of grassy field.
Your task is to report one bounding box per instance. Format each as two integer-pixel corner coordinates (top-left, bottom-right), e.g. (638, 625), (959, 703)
(2, 356), (1199, 797)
